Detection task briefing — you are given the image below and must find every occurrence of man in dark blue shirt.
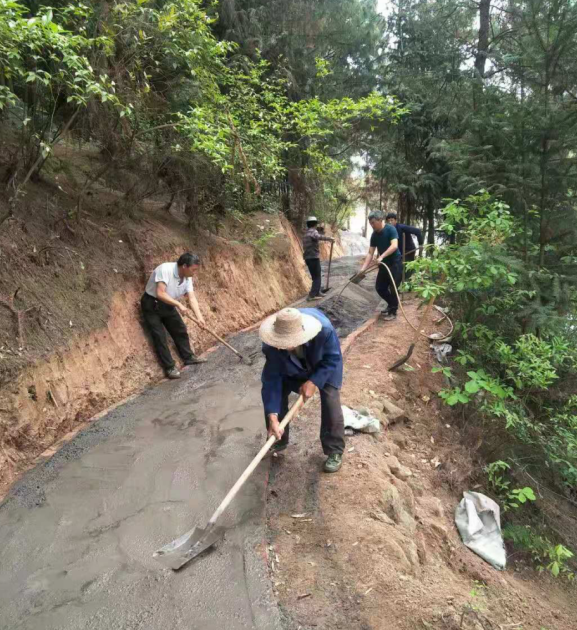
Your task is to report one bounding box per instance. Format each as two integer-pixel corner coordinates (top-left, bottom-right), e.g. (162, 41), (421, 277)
(360, 210), (402, 320)
(386, 212), (423, 279)
(260, 307), (345, 473)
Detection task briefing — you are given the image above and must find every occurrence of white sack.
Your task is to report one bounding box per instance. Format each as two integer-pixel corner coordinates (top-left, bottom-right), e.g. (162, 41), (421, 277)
(341, 405), (381, 434)
(455, 491), (507, 570)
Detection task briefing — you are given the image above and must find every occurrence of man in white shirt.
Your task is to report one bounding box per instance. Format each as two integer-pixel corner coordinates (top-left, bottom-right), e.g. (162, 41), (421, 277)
(141, 253), (207, 379)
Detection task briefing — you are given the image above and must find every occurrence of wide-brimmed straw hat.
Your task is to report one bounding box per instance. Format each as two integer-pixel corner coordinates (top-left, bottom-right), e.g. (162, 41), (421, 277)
(259, 308), (322, 349)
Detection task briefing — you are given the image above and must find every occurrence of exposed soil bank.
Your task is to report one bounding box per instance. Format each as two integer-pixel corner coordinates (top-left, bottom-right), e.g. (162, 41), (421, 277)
(0, 180), (342, 498)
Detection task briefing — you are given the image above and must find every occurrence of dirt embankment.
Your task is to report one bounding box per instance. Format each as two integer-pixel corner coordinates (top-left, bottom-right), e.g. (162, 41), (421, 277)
(0, 176), (341, 497)
(265, 299), (577, 630)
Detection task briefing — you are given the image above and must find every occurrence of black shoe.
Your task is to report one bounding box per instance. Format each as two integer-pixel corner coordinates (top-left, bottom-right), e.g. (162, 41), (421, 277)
(382, 311), (397, 321)
(320, 288), (330, 294)
(184, 355), (207, 366)
(166, 367), (181, 379)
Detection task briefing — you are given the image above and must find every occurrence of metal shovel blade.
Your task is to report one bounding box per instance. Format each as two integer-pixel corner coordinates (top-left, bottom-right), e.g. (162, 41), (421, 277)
(153, 525), (226, 570)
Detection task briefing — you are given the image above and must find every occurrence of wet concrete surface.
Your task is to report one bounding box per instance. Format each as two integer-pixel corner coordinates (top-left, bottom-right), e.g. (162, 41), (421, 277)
(0, 255), (378, 630)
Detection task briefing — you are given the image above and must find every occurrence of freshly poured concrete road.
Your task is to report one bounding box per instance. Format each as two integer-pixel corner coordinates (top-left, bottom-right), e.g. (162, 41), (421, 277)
(0, 331), (282, 630)
(0, 256), (378, 630)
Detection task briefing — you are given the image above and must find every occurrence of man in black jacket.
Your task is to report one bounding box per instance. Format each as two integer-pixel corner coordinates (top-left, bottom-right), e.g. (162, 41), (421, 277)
(386, 212), (423, 278)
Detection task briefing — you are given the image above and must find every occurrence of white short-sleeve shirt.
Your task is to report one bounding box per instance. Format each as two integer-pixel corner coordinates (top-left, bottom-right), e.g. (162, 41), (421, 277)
(144, 262), (193, 300)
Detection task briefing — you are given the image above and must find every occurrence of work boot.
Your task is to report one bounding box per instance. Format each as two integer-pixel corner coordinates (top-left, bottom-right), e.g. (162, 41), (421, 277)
(323, 453), (343, 473)
(184, 355), (207, 366)
(306, 295), (322, 302)
(166, 367), (181, 379)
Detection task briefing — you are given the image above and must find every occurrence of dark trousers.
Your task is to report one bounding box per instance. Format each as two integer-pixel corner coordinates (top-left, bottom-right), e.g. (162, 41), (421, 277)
(305, 258), (322, 297)
(375, 258), (402, 313)
(141, 293), (194, 370)
(265, 379), (345, 455)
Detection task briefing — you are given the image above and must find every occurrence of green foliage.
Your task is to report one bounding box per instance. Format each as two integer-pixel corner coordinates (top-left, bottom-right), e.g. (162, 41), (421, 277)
(251, 227), (277, 261)
(503, 525), (574, 579)
(179, 62), (402, 182)
(431, 366), (452, 378)
(407, 191), (518, 300)
(410, 193), (577, 491)
(1, 0), (402, 225)
(0, 0), (125, 179)
(484, 460), (537, 512)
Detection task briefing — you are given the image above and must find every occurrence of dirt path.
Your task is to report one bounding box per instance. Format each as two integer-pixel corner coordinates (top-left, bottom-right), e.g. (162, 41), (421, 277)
(0, 256), (378, 630)
(266, 299), (577, 630)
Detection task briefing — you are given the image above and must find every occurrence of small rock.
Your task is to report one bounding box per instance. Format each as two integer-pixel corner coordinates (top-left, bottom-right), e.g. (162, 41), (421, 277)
(382, 399), (409, 425)
(386, 455), (413, 481)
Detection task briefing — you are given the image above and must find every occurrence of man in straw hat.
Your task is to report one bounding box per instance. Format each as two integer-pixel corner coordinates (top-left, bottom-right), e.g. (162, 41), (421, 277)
(259, 307), (345, 473)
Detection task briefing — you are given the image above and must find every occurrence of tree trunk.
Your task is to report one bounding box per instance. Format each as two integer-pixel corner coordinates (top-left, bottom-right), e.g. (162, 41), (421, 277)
(406, 193), (413, 226)
(427, 200), (435, 246)
(422, 211), (428, 245)
(379, 163), (384, 212)
(475, 0), (491, 80)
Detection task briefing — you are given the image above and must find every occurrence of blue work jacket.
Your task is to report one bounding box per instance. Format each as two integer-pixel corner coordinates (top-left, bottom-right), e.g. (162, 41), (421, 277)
(261, 308), (343, 416)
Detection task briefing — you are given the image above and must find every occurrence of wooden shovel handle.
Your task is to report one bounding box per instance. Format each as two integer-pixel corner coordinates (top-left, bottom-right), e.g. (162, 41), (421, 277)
(325, 240), (334, 291)
(185, 312), (243, 359)
(206, 395), (305, 528)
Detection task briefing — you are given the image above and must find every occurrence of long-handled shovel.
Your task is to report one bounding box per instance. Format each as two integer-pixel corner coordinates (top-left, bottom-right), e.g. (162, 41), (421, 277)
(154, 395), (306, 570)
(185, 312), (252, 365)
(321, 241), (334, 294)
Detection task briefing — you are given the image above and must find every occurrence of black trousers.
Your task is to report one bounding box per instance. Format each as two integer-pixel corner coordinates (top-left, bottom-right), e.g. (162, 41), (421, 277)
(305, 258), (322, 297)
(141, 293), (194, 370)
(375, 258), (402, 313)
(265, 379), (345, 455)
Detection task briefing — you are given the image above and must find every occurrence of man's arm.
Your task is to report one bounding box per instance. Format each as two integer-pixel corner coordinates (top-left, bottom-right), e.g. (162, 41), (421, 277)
(377, 238), (398, 262)
(262, 346), (285, 440)
(187, 291), (205, 324)
(156, 283), (187, 312)
(404, 225), (424, 245)
(360, 246), (376, 272)
(310, 229), (334, 244)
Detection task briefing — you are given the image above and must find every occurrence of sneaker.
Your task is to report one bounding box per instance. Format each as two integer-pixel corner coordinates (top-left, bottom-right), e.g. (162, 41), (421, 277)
(271, 442), (288, 454)
(382, 311), (397, 321)
(306, 295), (322, 302)
(320, 288), (331, 294)
(323, 453), (343, 473)
(166, 367), (181, 379)
(184, 355), (207, 366)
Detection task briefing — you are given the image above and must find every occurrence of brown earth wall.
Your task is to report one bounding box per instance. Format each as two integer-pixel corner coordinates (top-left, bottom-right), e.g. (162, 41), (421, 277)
(0, 197), (341, 496)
